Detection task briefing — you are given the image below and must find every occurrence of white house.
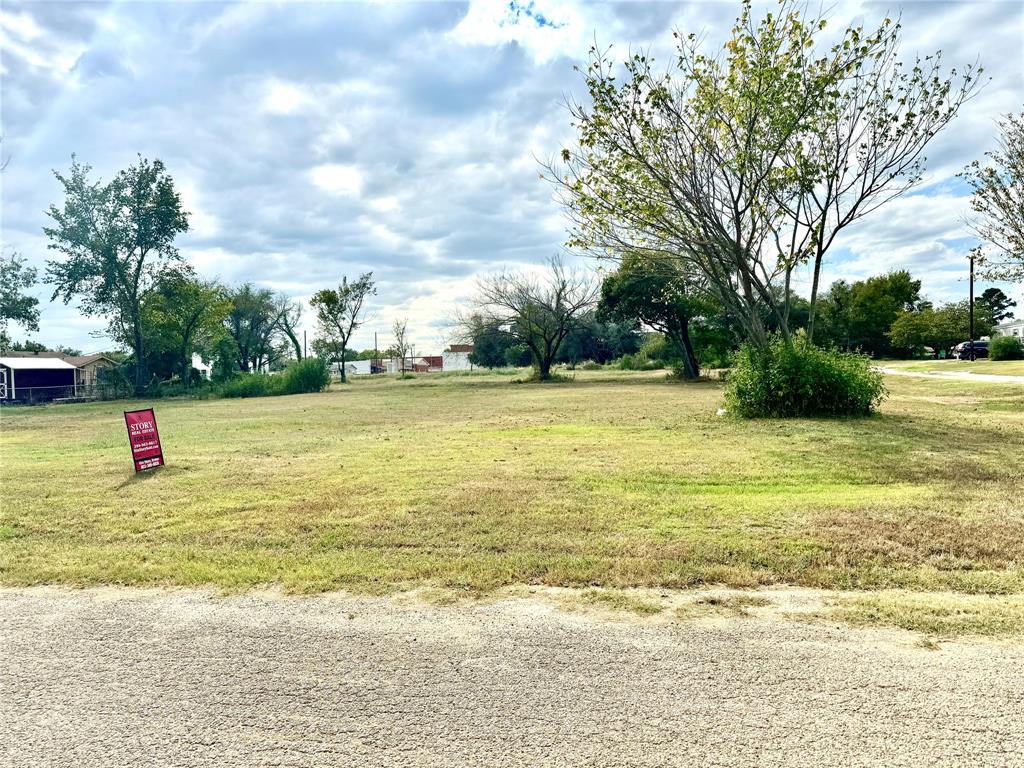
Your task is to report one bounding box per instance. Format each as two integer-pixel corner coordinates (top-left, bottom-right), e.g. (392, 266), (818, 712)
(994, 318), (1024, 339)
(191, 354), (214, 379)
(442, 344), (474, 372)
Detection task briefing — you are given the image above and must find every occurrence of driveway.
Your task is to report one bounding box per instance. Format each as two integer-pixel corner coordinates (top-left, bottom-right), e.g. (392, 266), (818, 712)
(879, 365), (1024, 384)
(2, 587), (1023, 767)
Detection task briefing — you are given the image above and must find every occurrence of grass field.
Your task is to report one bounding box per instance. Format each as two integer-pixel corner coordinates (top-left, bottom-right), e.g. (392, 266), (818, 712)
(884, 358), (1024, 376)
(2, 370), (1023, 610)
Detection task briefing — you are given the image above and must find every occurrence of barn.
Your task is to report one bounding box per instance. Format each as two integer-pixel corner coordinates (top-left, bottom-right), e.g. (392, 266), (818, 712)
(0, 357), (79, 403)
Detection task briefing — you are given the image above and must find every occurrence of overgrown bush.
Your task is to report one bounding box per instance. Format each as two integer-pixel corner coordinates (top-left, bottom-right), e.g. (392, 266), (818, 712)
(989, 335), (1024, 361)
(281, 358), (331, 394)
(724, 337), (885, 418)
(218, 359), (331, 398)
(218, 373), (284, 398)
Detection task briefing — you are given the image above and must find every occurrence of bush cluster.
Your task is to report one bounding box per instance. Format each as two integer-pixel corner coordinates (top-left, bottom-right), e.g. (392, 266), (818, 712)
(989, 335), (1024, 361)
(218, 358), (330, 399)
(724, 337), (885, 418)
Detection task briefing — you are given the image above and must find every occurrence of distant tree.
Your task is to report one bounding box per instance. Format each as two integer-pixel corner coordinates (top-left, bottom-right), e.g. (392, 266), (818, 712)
(462, 315), (513, 369)
(143, 275), (231, 387)
(889, 301), (995, 356)
(977, 287), (1016, 323)
(598, 255), (715, 378)
(391, 318), (412, 374)
(3, 339), (83, 356)
(471, 257), (598, 381)
(0, 253), (40, 349)
(275, 294), (304, 361)
(43, 157), (190, 394)
(225, 284), (284, 373)
(558, 312), (641, 367)
(816, 271), (922, 357)
(309, 273), (375, 383)
(964, 112), (1024, 281)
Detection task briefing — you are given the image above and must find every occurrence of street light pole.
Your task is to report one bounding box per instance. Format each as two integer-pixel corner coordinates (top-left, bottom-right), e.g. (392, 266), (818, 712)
(969, 251), (976, 362)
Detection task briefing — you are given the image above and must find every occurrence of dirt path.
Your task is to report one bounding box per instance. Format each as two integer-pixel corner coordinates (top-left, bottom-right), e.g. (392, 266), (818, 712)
(879, 365), (1024, 383)
(2, 587), (1023, 767)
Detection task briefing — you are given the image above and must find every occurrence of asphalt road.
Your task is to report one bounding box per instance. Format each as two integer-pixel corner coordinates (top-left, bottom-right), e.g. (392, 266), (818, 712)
(2, 587), (1023, 767)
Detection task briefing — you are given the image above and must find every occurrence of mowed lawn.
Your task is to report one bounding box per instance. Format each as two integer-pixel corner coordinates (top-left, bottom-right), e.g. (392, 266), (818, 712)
(1, 370), (1022, 595)
(884, 359), (1024, 376)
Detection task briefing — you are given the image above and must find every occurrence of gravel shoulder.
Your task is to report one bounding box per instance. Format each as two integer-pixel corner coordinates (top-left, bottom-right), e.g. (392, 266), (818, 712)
(3, 586), (1023, 767)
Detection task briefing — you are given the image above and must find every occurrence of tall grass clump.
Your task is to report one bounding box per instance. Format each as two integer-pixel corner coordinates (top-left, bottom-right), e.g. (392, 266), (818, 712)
(218, 358), (331, 398)
(218, 373), (284, 398)
(724, 337), (885, 418)
(281, 358), (331, 394)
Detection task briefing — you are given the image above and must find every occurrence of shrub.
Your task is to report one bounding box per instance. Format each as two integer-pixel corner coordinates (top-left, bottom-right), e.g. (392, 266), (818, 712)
(618, 353), (637, 370)
(281, 358), (331, 394)
(218, 373), (284, 398)
(724, 337), (885, 418)
(990, 335), (1024, 361)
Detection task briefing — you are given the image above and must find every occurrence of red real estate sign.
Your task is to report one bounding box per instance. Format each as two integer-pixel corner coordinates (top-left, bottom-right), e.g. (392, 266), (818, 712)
(124, 408), (165, 472)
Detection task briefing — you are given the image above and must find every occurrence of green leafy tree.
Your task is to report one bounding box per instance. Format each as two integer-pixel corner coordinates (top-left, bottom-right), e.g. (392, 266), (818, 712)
(463, 315), (515, 369)
(977, 287), (1016, 323)
(309, 273), (375, 383)
(963, 113), (1024, 281)
(551, 0), (980, 349)
(275, 294), (304, 361)
(816, 271), (922, 357)
(142, 275), (231, 387)
(599, 255), (717, 378)
(889, 301), (995, 356)
(225, 284), (285, 373)
(557, 312), (641, 367)
(43, 157), (190, 394)
(0, 253), (40, 349)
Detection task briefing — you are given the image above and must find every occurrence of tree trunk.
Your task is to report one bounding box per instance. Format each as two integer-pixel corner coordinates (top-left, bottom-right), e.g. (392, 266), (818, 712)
(339, 344), (347, 383)
(132, 316), (146, 396)
(806, 251), (824, 344)
(668, 325), (699, 379)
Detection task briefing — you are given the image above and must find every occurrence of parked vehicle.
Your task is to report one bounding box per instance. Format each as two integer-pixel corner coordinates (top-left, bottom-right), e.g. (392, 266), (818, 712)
(952, 341), (989, 359)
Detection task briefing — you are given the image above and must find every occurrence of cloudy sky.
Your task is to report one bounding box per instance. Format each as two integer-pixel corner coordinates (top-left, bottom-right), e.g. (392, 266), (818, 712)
(2, 0), (1022, 354)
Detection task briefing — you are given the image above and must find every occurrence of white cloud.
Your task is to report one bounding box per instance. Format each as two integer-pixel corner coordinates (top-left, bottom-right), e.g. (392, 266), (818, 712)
(309, 164), (363, 197)
(261, 80), (313, 115)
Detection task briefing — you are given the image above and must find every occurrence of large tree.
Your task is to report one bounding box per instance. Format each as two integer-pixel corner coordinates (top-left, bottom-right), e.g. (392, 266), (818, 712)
(142, 275), (231, 387)
(889, 301), (995, 357)
(964, 112), (1024, 282)
(309, 273), (375, 383)
(43, 157), (190, 394)
(391, 318), (411, 374)
(815, 271), (923, 356)
(275, 294), (304, 361)
(551, 0), (980, 350)
(0, 253), (39, 349)
(977, 287), (1016, 324)
(225, 284), (285, 373)
(598, 254), (715, 378)
(471, 258), (598, 381)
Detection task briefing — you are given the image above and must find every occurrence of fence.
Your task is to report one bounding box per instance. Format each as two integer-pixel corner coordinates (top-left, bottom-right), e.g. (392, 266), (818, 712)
(1, 382), (131, 405)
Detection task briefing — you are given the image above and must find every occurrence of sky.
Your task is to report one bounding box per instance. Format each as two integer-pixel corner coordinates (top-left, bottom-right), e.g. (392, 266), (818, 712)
(2, 0), (1022, 354)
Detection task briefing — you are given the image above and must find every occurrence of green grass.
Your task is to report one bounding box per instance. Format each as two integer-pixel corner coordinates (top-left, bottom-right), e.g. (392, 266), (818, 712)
(884, 359), (1024, 376)
(1, 370), (1022, 600)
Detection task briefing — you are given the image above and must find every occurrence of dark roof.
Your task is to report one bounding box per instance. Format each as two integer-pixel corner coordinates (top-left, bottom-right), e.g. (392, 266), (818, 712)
(446, 344), (474, 353)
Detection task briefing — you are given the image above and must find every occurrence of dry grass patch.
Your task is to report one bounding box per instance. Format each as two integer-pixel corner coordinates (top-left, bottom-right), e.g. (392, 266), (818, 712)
(817, 592), (1024, 639)
(1, 371), (1021, 600)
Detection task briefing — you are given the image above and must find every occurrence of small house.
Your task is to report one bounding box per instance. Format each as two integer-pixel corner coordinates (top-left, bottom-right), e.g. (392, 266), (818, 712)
(0, 357), (79, 403)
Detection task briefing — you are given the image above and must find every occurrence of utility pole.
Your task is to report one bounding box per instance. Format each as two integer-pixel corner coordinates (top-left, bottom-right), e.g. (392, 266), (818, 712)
(374, 331), (378, 375)
(969, 251), (976, 361)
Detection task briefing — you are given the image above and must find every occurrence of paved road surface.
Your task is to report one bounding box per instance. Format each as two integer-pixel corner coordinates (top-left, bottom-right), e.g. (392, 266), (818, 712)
(2, 587), (1023, 767)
